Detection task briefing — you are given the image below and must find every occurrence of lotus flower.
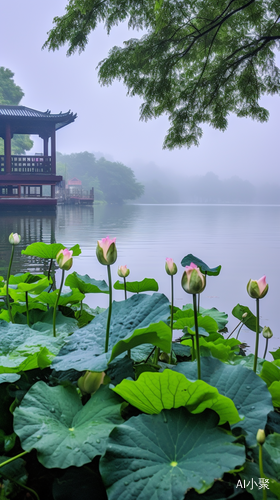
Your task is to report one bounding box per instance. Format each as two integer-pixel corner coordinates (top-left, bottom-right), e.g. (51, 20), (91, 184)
(247, 276), (268, 299)
(96, 236), (117, 265)
(165, 258), (177, 276)
(9, 233), (21, 245)
(56, 248), (73, 271)
(118, 265), (130, 278)
(181, 262), (206, 295)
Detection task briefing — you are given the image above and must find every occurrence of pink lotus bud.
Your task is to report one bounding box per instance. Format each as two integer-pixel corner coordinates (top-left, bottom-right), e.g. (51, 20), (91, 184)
(9, 233), (21, 245)
(165, 258), (177, 276)
(247, 276), (268, 299)
(56, 248), (73, 271)
(118, 265), (130, 278)
(181, 262), (206, 295)
(96, 236), (117, 265)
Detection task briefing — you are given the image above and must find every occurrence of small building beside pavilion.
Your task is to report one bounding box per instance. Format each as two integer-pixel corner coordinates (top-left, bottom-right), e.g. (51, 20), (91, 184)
(0, 105), (76, 208)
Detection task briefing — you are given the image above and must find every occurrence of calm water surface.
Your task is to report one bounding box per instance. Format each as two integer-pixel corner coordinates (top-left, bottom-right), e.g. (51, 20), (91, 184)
(0, 204), (279, 357)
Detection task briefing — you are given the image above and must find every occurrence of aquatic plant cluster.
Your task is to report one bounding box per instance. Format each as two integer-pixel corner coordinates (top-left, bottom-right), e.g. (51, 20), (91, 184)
(0, 234), (279, 500)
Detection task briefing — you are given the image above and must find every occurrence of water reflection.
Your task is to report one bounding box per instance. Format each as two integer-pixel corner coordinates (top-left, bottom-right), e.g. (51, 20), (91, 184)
(0, 210), (56, 277)
(0, 204), (279, 356)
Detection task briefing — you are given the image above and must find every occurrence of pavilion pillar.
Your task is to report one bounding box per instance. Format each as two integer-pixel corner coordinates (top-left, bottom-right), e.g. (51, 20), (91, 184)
(4, 123), (12, 174)
(43, 136), (49, 157)
(51, 185), (55, 199)
(51, 127), (56, 174)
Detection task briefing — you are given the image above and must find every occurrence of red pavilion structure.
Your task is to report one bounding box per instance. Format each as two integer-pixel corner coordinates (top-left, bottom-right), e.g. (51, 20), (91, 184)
(0, 105), (76, 207)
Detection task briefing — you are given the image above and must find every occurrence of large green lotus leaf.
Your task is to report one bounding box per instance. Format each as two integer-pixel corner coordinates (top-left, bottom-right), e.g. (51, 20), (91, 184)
(174, 357), (274, 446)
(113, 278), (159, 293)
(180, 303), (228, 330)
(181, 337), (240, 362)
(9, 272), (46, 284)
(109, 321), (171, 364)
(32, 309), (78, 335)
(8, 288), (41, 303)
(174, 313), (218, 334)
(172, 343), (192, 360)
(112, 369), (240, 425)
(10, 302), (48, 317)
(268, 382), (280, 407)
(181, 254), (221, 276)
(272, 349), (280, 361)
(16, 276), (52, 294)
(36, 289), (85, 307)
(0, 347), (53, 373)
(232, 304), (263, 333)
(52, 293), (170, 373)
(100, 408), (244, 500)
(0, 321), (68, 365)
(229, 353), (266, 373)
(260, 361), (280, 387)
(13, 383), (123, 469)
(22, 242), (81, 258)
(198, 307), (228, 330)
(65, 272), (109, 294)
(0, 374), (21, 384)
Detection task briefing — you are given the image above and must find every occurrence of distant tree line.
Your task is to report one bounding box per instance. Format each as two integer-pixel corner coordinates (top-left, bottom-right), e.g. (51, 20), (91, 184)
(134, 169), (280, 205)
(57, 152), (144, 204)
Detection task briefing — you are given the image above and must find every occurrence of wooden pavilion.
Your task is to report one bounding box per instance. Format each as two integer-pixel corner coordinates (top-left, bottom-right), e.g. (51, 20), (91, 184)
(0, 105), (76, 208)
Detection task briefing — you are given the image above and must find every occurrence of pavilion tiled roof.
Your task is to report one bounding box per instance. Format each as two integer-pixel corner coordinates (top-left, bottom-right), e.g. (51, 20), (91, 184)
(0, 105), (77, 133)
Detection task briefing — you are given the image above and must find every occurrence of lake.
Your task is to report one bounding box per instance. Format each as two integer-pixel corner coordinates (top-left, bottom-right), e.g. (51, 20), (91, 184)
(0, 203), (279, 358)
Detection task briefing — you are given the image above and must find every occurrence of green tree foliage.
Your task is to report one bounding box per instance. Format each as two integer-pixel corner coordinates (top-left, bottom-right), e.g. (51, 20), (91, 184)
(57, 152), (144, 203)
(44, 0), (280, 149)
(0, 67), (33, 155)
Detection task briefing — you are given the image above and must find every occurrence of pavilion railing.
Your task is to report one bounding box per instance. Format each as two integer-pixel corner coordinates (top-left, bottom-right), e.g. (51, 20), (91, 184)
(0, 155), (52, 174)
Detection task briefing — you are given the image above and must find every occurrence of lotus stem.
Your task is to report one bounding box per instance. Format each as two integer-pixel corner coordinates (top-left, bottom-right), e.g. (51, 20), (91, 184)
(263, 338), (269, 360)
(122, 277), (131, 357)
(168, 275), (174, 364)
(236, 323), (244, 340)
(191, 335), (195, 361)
(6, 245), (15, 323)
(53, 269), (65, 338)
(193, 293), (201, 380)
(48, 258), (53, 281)
(105, 265), (113, 353)
(144, 346), (156, 363)
(25, 291), (30, 327)
(258, 443), (267, 500)
(227, 320), (242, 339)
(0, 450), (29, 468)
(124, 276), (127, 300)
(153, 347), (160, 365)
(253, 298), (260, 373)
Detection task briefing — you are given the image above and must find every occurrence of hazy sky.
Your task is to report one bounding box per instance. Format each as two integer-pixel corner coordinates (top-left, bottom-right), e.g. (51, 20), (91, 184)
(1, 0), (280, 184)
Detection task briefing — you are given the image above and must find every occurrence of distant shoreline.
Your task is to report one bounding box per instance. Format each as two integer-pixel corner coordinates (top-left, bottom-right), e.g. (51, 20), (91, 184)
(127, 202), (280, 207)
